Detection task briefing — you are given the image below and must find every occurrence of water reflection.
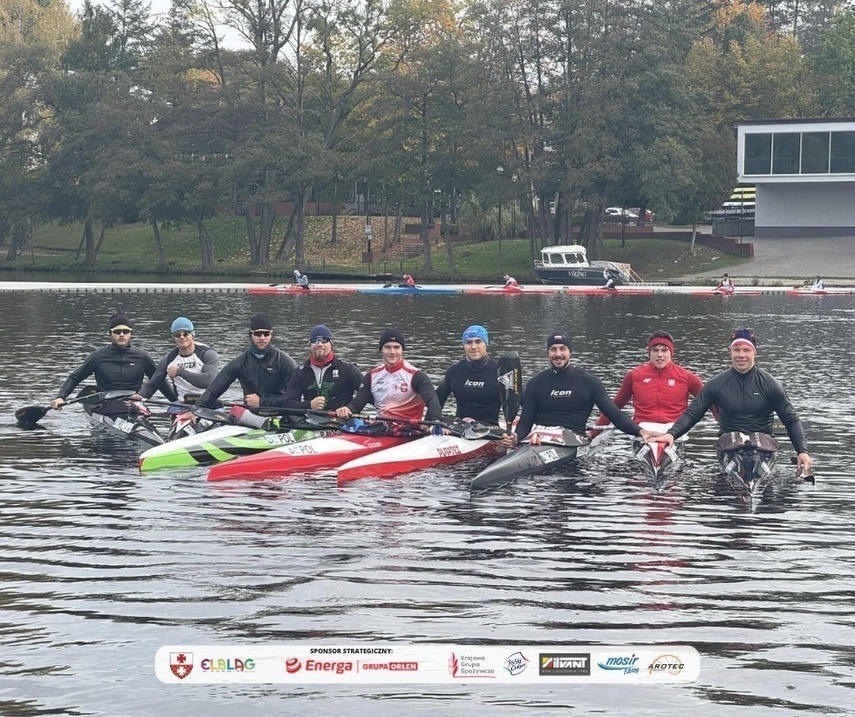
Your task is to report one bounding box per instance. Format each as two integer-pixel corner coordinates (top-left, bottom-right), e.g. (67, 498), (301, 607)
(0, 291), (853, 714)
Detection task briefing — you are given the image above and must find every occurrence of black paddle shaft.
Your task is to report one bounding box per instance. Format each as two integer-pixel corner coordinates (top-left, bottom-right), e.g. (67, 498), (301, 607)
(497, 352), (522, 427)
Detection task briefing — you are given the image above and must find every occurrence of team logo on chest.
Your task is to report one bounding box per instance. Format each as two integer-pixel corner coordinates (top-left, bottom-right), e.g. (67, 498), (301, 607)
(667, 379), (676, 386)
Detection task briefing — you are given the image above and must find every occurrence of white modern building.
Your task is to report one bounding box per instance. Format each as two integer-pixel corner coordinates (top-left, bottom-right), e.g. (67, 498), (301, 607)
(737, 118), (855, 238)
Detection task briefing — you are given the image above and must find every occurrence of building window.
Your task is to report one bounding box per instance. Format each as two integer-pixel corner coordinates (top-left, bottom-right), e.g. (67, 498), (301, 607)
(801, 132), (829, 173)
(744, 133), (772, 175)
(831, 132), (855, 173)
(772, 133), (800, 174)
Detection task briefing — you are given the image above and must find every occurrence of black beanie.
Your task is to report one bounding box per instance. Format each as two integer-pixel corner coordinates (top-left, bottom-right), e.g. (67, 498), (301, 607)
(547, 332), (571, 350)
(109, 312), (133, 329)
(378, 327), (406, 351)
(249, 314), (273, 331)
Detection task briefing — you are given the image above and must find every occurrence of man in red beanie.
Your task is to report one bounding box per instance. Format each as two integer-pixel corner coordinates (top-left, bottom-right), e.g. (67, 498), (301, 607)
(594, 330), (704, 430)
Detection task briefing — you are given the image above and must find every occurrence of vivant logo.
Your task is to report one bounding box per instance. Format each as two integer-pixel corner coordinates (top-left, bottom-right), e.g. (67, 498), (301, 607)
(539, 653), (591, 676)
(170, 652), (193, 679)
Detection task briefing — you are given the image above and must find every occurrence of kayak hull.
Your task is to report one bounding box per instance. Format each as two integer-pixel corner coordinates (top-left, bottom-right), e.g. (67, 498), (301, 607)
(206, 434), (412, 482)
(337, 435), (504, 482)
(85, 406), (165, 446)
(360, 285), (459, 295)
(139, 426), (325, 472)
(470, 443), (580, 493)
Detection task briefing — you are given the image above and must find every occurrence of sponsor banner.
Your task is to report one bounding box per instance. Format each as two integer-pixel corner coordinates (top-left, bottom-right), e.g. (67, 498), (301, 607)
(155, 645), (699, 684)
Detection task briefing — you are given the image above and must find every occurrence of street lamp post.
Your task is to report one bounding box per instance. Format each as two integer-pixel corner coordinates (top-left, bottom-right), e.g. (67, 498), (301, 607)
(497, 166), (504, 273)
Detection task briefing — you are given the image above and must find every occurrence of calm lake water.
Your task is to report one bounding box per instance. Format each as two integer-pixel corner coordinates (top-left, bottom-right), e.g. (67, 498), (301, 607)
(1, 289), (853, 715)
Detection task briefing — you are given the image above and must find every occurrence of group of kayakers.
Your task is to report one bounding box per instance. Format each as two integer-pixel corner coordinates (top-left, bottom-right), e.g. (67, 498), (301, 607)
(48, 309), (812, 477)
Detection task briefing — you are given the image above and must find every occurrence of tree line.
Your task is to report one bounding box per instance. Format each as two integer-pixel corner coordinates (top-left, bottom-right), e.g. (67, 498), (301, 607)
(2, 0), (854, 270)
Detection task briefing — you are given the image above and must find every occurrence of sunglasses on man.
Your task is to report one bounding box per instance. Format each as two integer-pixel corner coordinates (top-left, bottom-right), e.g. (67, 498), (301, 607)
(310, 337), (331, 344)
(173, 331), (192, 338)
(251, 330), (272, 337)
(111, 328), (132, 335)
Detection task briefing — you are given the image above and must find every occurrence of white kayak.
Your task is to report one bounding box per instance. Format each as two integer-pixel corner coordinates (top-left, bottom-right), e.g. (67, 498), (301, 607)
(337, 434), (504, 483)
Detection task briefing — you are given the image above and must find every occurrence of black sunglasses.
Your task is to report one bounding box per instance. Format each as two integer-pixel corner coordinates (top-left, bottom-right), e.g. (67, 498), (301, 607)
(173, 331), (192, 338)
(310, 337), (331, 344)
(111, 328), (132, 335)
(251, 330), (272, 337)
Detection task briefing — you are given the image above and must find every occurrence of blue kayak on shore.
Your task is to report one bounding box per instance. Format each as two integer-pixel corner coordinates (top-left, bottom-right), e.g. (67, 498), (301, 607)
(360, 285), (461, 295)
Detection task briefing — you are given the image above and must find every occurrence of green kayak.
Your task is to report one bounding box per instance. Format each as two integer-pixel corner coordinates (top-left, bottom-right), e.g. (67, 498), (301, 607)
(139, 425), (334, 472)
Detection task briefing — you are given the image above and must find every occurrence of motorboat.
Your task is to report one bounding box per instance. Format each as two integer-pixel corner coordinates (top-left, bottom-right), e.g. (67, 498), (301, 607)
(533, 244), (634, 285)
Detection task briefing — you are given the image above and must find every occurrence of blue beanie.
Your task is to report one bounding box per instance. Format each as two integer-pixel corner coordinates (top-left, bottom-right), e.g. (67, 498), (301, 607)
(171, 316), (194, 335)
(309, 324), (333, 342)
(462, 325), (489, 345)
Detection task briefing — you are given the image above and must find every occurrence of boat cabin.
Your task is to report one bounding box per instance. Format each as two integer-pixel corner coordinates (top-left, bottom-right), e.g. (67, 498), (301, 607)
(533, 244), (634, 285)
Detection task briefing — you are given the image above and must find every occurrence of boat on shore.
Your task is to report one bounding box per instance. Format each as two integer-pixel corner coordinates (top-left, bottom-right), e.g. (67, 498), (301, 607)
(533, 244), (635, 286)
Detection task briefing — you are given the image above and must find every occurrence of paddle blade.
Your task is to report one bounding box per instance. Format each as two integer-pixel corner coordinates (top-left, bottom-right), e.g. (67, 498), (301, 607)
(497, 352), (522, 426)
(15, 405), (50, 425)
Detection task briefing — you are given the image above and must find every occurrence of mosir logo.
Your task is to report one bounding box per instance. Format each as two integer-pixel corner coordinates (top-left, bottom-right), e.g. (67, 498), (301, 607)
(284, 658), (354, 675)
(597, 654), (640, 675)
(647, 654), (685, 676)
(170, 652), (193, 679)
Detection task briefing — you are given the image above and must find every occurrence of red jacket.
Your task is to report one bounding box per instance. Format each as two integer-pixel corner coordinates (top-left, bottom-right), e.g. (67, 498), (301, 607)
(596, 361), (703, 425)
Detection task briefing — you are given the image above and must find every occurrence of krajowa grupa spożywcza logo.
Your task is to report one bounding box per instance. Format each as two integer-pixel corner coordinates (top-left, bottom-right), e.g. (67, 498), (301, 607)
(448, 652), (496, 678)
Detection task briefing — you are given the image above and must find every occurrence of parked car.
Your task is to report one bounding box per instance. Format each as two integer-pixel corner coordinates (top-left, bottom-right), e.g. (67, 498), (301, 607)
(605, 207), (639, 222)
(628, 207), (656, 222)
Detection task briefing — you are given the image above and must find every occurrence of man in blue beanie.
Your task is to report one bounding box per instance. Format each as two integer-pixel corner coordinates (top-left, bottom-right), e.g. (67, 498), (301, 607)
(436, 325), (503, 425)
(138, 317), (219, 403)
(279, 324), (362, 410)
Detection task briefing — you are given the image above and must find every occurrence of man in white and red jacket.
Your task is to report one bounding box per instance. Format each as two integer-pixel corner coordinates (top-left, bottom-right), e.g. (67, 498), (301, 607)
(336, 328), (441, 421)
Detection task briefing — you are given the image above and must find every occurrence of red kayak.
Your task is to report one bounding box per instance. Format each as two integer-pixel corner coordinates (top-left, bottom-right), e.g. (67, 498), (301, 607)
(337, 434), (504, 482)
(207, 434), (412, 482)
(563, 287), (655, 296)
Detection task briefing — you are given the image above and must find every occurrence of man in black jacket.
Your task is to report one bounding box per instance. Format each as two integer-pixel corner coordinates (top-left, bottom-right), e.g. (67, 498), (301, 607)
(649, 328), (812, 475)
(51, 312), (157, 417)
(279, 324), (362, 410)
(196, 314), (297, 409)
(437, 324), (501, 425)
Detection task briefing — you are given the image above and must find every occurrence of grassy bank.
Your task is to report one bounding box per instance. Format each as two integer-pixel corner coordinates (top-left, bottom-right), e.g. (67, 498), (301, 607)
(5, 216), (749, 282)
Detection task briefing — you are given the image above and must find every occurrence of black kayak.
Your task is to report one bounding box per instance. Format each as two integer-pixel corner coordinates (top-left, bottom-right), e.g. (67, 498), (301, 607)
(470, 427), (593, 494)
(83, 400), (165, 447)
(717, 431), (779, 498)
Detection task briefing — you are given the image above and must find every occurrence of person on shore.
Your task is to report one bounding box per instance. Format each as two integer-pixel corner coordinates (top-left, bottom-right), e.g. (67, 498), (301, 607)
(503, 274), (518, 288)
(594, 330), (704, 431)
(716, 273), (735, 294)
(336, 328), (442, 421)
(51, 312), (157, 418)
(647, 328), (812, 476)
(137, 317), (219, 403)
(196, 314), (297, 409)
(809, 277), (824, 291)
(437, 325), (503, 425)
(505, 332), (654, 447)
(280, 324), (362, 411)
(293, 269), (309, 289)
(399, 274), (415, 288)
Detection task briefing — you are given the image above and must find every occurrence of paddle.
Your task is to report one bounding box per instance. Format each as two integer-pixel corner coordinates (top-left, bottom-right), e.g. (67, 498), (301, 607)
(497, 352), (522, 430)
(522, 428), (591, 448)
(15, 389), (132, 426)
